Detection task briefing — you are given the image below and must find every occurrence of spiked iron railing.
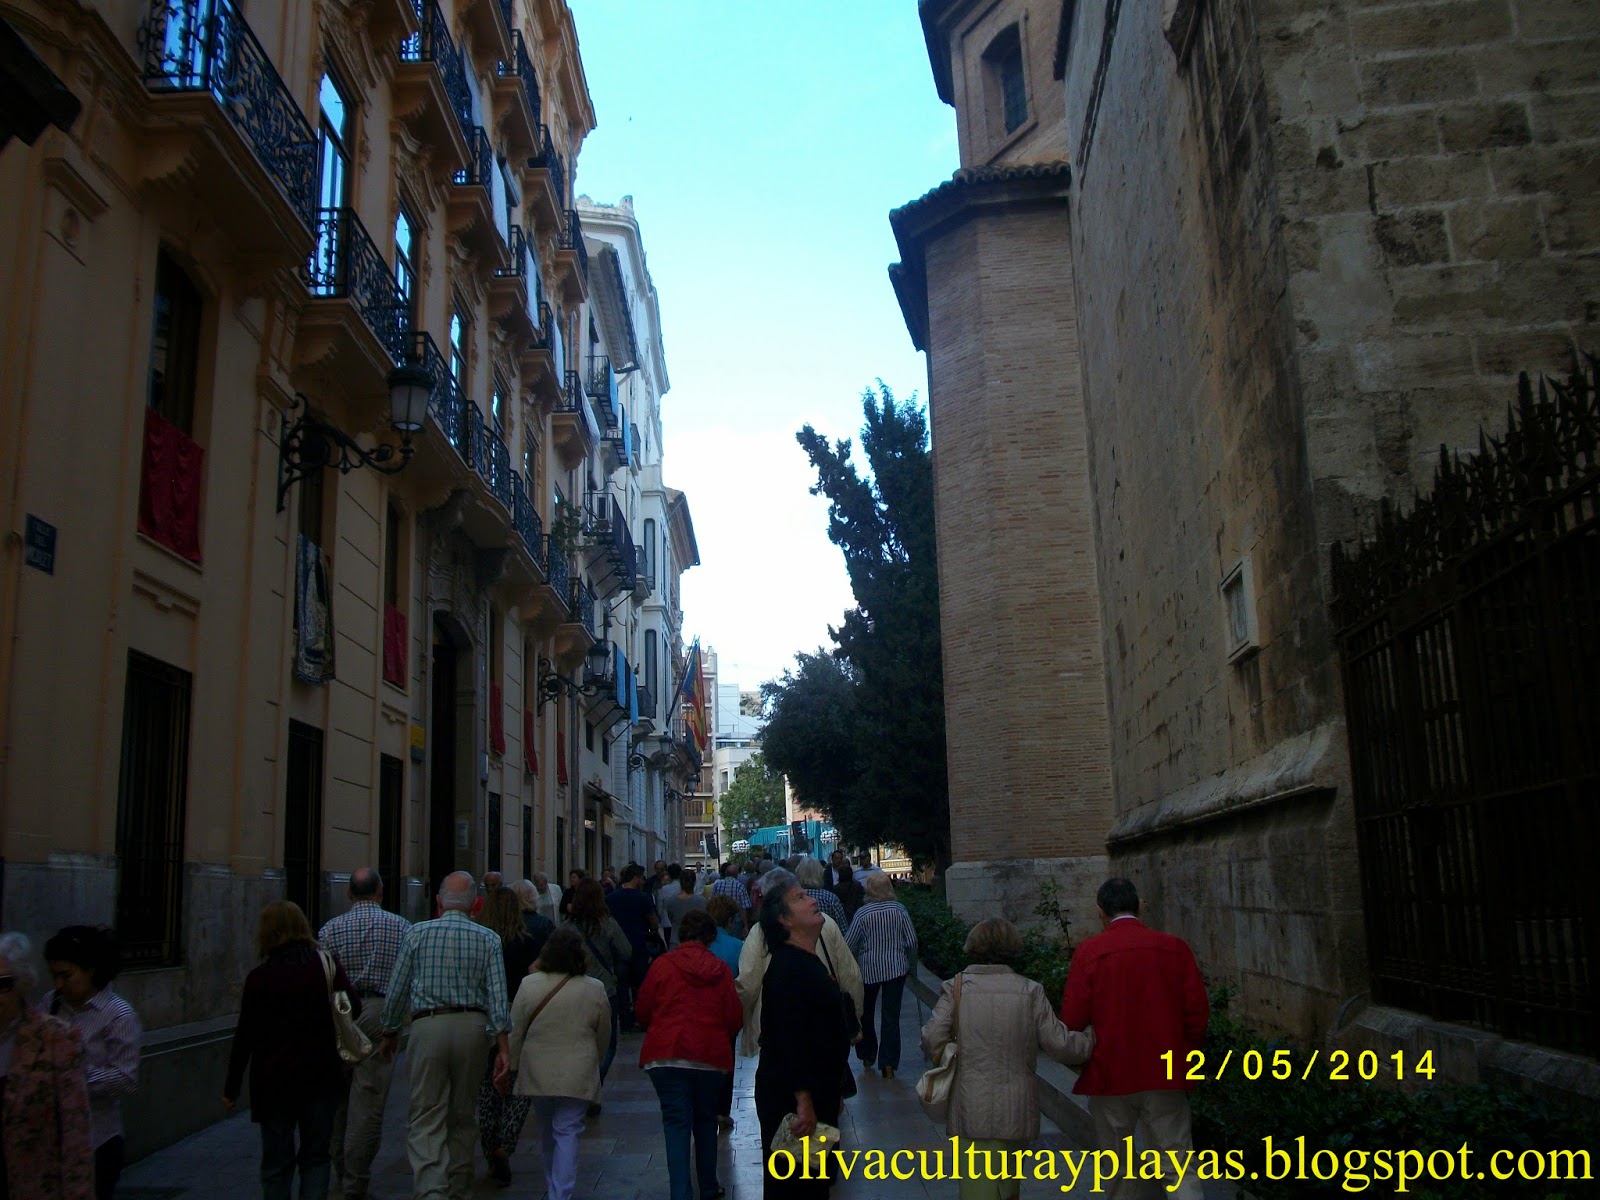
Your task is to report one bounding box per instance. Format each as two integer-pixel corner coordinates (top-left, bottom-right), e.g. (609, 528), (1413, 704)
(497, 31), (540, 126)
(305, 208), (410, 359)
(400, 0), (473, 141)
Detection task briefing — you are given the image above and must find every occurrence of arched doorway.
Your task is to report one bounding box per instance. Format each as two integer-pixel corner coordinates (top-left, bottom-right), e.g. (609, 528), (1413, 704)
(429, 612), (477, 891)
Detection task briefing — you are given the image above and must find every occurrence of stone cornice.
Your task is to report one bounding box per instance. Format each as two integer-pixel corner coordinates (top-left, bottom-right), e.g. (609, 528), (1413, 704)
(886, 161), (1072, 352)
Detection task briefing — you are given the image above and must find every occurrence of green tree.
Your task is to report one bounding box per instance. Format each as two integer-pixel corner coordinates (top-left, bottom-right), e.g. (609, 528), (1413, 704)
(790, 384), (950, 870)
(718, 752), (786, 850)
(760, 651), (883, 847)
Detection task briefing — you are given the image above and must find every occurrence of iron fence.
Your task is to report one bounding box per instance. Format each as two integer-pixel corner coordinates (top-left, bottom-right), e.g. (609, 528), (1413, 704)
(545, 537), (571, 606)
(1331, 357), (1600, 1057)
(455, 124), (493, 190)
(138, 0), (317, 228)
(486, 427), (512, 510)
(513, 477), (545, 573)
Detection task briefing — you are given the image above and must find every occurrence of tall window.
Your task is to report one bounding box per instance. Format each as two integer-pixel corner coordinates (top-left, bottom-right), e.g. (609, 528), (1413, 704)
(492, 375), (507, 437)
(642, 518), (657, 586)
(984, 25), (1028, 136)
(394, 206), (418, 332)
(385, 505), (402, 608)
(148, 250), (202, 432)
(116, 651), (192, 967)
(450, 307), (468, 395)
(318, 72), (352, 212)
(645, 629), (658, 713)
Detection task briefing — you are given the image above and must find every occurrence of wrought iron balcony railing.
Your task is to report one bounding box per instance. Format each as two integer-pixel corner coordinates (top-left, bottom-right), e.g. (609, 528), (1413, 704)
(575, 581), (596, 637)
(138, 0), (317, 229)
(486, 427), (512, 510)
(497, 31), (541, 127)
(560, 209), (588, 283)
(637, 683), (656, 721)
(305, 207), (410, 359)
(455, 124), (493, 189)
(498, 0), (515, 39)
(513, 476), (545, 573)
(400, 0), (473, 142)
(562, 369), (586, 413)
(410, 330), (458, 441)
(495, 224), (527, 278)
(606, 401), (633, 469)
(532, 126), (566, 208)
(588, 356), (617, 425)
(545, 539), (571, 606)
(535, 301), (554, 348)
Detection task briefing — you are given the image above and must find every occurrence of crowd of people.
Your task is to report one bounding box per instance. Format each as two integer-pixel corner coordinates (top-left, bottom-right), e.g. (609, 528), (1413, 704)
(0, 854), (1205, 1200)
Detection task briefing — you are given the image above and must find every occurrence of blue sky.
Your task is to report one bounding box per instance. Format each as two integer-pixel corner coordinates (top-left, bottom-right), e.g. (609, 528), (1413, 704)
(568, 1), (956, 690)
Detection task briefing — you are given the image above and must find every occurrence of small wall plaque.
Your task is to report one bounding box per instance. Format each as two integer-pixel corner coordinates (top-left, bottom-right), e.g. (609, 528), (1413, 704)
(24, 515), (56, 575)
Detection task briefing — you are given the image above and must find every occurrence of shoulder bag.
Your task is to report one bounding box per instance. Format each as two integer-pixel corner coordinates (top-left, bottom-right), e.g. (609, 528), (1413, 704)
(916, 972), (962, 1122)
(319, 949), (374, 1066)
(817, 938), (860, 1100)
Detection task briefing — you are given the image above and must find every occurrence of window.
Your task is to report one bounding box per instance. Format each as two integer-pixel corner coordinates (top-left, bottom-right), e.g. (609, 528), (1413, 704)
(984, 25), (1028, 137)
(298, 442), (325, 546)
(487, 792), (502, 872)
(522, 803), (534, 875)
(139, 250), (206, 562)
(383, 505), (407, 687)
(450, 307), (468, 396)
(115, 651), (192, 967)
(384, 505), (402, 607)
(601, 732), (610, 765)
(492, 375), (507, 437)
(645, 630), (658, 706)
(585, 720), (595, 751)
(642, 518), (657, 586)
(379, 755), (404, 913)
(1221, 558), (1260, 663)
(318, 72), (352, 212)
(395, 206), (418, 332)
(148, 250), (201, 432)
(285, 720), (326, 929)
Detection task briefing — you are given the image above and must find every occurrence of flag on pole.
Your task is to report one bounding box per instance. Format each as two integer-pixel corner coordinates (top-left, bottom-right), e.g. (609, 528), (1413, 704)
(678, 639), (709, 753)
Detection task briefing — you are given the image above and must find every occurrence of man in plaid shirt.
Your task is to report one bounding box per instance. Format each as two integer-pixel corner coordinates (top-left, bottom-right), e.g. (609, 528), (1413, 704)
(380, 872), (511, 1200)
(710, 861), (752, 934)
(319, 868), (410, 1199)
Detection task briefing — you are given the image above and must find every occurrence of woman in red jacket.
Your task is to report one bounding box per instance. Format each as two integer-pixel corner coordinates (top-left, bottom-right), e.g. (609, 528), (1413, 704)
(636, 910), (743, 1200)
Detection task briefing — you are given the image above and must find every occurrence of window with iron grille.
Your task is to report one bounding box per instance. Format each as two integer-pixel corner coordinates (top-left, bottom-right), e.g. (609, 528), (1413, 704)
(115, 651), (192, 968)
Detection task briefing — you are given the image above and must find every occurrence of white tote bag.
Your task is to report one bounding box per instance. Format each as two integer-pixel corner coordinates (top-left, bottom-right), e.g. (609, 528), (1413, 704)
(916, 973), (962, 1121)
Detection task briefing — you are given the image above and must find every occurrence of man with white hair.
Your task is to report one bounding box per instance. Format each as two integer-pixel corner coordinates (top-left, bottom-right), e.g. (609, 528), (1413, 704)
(531, 871), (560, 925)
(380, 872), (511, 1200)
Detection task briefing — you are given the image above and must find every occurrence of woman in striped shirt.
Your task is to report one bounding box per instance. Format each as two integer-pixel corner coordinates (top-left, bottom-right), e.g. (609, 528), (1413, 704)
(844, 874), (918, 1079)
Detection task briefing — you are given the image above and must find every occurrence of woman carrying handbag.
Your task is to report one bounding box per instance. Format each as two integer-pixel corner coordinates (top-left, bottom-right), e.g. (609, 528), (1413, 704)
(919, 920), (1094, 1200)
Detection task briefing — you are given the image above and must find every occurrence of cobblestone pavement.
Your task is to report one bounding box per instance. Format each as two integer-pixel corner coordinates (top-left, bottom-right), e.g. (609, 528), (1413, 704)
(119, 986), (1231, 1199)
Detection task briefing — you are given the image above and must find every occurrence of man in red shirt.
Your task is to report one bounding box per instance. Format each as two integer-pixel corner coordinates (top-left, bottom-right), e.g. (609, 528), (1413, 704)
(1060, 878), (1208, 1199)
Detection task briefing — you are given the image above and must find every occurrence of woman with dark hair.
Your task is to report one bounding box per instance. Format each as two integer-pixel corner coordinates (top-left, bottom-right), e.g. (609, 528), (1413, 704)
(474, 888), (540, 1186)
(754, 880), (852, 1199)
(565, 879), (633, 1095)
(559, 869), (587, 923)
(636, 910), (742, 1200)
(830, 862), (863, 923)
(0, 930), (93, 1200)
(501, 927), (611, 1200)
(43, 926), (140, 1200)
(223, 901), (359, 1200)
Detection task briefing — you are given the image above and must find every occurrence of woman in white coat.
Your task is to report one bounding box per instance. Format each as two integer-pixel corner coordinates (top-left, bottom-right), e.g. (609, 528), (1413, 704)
(920, 919), (1095, 1200)
(501, 926), (612, 1200)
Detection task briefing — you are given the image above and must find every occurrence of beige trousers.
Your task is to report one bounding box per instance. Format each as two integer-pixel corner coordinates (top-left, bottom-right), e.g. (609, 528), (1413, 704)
(404, 1011), (491, 1200)
(331, 1001), (394, 1196)
(1088, 1090), (1203, 1200)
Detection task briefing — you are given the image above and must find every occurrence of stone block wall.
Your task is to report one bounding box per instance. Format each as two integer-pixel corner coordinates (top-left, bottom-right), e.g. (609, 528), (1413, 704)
(1258, 0), (1600, 547)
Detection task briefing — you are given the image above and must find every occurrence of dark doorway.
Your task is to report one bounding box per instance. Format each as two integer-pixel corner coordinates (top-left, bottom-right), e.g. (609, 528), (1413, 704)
(379, 754), (403, 913)
(487, 792), (502, 873)
(285, 721), (325, 928)
(429, 621), (459, 892)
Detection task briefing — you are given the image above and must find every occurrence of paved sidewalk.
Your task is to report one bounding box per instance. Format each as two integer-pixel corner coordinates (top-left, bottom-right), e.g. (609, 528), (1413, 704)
(119, 983), (1230, 1199)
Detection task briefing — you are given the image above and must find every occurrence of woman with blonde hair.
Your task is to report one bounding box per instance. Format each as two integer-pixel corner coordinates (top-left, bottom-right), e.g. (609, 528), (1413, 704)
(920, 918), (1094, 1200)
(223, 901), (359, 1200)
(844, 872), (917, 1078)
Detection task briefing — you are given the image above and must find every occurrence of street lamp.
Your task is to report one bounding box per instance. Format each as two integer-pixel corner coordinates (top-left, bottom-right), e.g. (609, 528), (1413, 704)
(276, 358), (435, 512)
(535, 641), (612, 708)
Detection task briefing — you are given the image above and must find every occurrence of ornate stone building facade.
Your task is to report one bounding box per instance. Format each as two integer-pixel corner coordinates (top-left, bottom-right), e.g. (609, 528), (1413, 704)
(894, 0), (1597, 1088)
(0, 0), (697, 1153)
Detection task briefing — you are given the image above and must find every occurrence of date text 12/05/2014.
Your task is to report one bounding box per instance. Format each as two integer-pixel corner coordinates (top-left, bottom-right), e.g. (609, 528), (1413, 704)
(1160, 1048), (1436, 1084)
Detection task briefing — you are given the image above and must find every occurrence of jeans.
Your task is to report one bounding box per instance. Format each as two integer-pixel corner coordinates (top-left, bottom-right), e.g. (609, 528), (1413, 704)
(649, 1067), (724, 1200)
(259, 1093), (338, 1200)
(600, 994), (621, 1082)
(858, 974), (907, 1070)
(531, 1096), (589, 1200)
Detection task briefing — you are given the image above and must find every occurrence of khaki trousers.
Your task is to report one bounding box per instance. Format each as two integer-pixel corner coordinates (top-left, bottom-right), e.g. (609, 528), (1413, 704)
(1088, 1090), (1203, 1200)
(404, 1011), (491, 1200)
(331, 1002), (394, 1196)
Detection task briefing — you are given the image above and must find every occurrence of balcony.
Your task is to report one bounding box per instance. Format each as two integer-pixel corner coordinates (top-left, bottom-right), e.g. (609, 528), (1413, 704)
(296, 208), (409, 400)
(554, 208), (589, 303)
(460, 0), (513, 72)
(551, 567), (594, 666)
(632, 547), (654, 598)
(552, 370), (600, 469)
(489, 225), (538, 344)
(587, 355), (618, 427)
(521, 301), (562, 409)
(513, 479), (545, 574)
(136, 0), (316, 265)
(449, 126), (509, 268)
(395, 0), (472, 178)
(493, 30), (540, 158)
(522, 124), (565, 229)
(603, 400), (633, 474)
(583, 492), (637, 599)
